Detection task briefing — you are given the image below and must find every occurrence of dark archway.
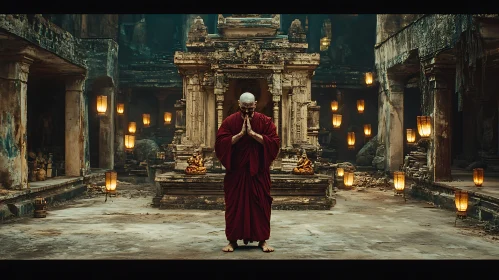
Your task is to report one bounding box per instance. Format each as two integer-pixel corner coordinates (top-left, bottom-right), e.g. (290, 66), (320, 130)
(224, 78), (272, 119)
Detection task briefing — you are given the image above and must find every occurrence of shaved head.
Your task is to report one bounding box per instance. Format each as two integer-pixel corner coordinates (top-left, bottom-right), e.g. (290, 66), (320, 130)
(239, 92), (256, 103)
(238, 92), (257, 118)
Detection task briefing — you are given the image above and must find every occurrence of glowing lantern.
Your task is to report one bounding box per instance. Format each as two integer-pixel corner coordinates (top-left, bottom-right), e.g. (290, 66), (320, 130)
(116, 103), (124, 115)
(332, 114), (342, 129)
(164, 112), (172, 125)
(105, 170), (117, 193)
(124, 134), (135, 150)
(455, 190), (468, 218)
(417, 116), (431, 138)
(473, 168), (484, 187)
(96, 95), (108, 115)
(406, 128), (416, 144)
(347, 132), (355, 150)
(393, 171), (405, 193)
(363, 124), (371, 137)
(128, 122), (136, 134)
(320, 37), (331, 51)
(343, 171), (354, 188)
(357, 100), (365, 113)
(365, 72), (373, 85)
(104, 170), (117, 202)
(143, 114), (151, 127)
(337, 167), (344, 177)
(330, 100), (338, 112)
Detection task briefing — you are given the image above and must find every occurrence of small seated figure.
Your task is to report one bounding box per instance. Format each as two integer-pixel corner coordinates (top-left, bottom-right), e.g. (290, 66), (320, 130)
(292, 151), (314, 175)
(185, 150), (207, 175)
(33, 151), (47, 181)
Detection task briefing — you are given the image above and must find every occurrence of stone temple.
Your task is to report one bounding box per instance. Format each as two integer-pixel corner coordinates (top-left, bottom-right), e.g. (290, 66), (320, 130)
(155, 14), (332, 210)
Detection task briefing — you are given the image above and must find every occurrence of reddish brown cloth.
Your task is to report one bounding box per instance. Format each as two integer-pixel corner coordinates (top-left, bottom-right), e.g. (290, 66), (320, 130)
(215, 111), (280, 242)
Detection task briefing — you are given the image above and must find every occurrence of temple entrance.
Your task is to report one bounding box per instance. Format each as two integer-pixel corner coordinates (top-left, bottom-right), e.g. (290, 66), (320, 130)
(27, 75), (66, 179)
(403, 86), (422, 157)
(223, 78), (272, 119)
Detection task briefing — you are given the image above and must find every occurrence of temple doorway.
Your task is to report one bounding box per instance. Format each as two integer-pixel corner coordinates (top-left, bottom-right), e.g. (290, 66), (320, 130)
(26, 75), (66, 178)
(223, 78), (272, 119)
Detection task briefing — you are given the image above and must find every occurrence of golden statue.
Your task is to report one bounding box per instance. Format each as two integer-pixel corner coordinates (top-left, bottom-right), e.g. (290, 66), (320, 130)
(185, 150), (207, 175)
(292, 151), (314, 175)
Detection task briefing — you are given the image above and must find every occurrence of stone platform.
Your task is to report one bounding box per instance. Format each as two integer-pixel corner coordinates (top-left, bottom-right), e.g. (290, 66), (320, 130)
(0, 171), (105, 220)
(154, 172), (334, 210)
(408, 169), (499, 226)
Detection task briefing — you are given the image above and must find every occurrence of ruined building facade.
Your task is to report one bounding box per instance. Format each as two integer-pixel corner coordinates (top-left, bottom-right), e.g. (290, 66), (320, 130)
(375, 14), (499, 182)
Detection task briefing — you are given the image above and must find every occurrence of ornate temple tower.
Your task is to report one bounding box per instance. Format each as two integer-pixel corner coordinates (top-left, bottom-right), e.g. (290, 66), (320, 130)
(173, 14), (321, 172)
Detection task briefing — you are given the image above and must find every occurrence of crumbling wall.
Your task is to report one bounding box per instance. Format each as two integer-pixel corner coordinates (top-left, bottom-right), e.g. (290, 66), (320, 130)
(375, 14), (475, 176)
(0, 14), (87, 69)
(376, 14), (423, 45)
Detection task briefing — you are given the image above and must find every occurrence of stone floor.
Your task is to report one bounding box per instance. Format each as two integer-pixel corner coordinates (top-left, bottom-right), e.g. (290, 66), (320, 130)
(1, 182), (498, 260)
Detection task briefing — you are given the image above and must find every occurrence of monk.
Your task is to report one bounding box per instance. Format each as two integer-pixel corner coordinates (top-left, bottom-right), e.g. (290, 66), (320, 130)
(215, 92), (280, 253)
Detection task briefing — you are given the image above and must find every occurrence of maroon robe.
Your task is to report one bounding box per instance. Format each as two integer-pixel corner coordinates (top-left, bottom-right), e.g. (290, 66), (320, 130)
(215, 111), (280, 242)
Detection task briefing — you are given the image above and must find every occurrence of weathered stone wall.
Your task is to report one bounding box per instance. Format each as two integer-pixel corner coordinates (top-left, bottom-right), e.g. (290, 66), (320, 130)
(376, 14), (423, 45)
(0, 14), (87, 69)
(81, 14), (119, 42)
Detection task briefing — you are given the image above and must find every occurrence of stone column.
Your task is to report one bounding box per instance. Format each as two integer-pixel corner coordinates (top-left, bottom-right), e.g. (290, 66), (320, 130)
(271, 71), (282, 134)
(214, 72), (225, 129)
(429, 73), (453, 181)
(286, 89), (294, 147)
(0, 55), (33, 189)
(385, 75), (404, 172)
(97, 86), (115, 170)
(377, 87), (388, 147)
(291, 71), (310, 145)
(65, 75), (88, 176)
(184, 70), (204, 146)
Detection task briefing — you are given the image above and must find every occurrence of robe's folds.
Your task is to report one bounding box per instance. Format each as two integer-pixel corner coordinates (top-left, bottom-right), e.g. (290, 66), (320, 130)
(215, 112), (280, 241)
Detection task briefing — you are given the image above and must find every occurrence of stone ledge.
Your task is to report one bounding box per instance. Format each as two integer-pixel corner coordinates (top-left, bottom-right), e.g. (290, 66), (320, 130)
(0, 184), (87, 221)
(410, 181), (499, 226)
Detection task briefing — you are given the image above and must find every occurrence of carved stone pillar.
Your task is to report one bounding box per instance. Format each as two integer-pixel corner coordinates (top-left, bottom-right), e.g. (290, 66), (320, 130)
(290, 71), (310, 146)
(0, 55), (33, 189)
(184, 70), (205, 146)
(271, 71), (282, 134)
(385, 74), (404, 172)
(273, 101), (280, 132)
(307, 101), (320, 147)
(65, 74), (88, 176)
(214, 72), (226, 129)
(426, 63), (454, 182)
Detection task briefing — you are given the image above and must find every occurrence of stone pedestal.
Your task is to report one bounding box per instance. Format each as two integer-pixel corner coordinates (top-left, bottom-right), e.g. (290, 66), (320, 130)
(154, 172), (334, 210)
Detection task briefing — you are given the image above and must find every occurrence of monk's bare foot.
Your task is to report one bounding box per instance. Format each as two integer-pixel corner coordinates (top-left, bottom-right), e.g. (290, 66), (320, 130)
(258, 241), (274, 253)
(222, 241), (238, 252)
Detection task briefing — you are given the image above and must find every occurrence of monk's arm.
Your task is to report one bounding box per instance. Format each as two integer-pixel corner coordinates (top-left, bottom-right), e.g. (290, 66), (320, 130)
(248, 131), (264, 144)
(232, 132), (244, 144)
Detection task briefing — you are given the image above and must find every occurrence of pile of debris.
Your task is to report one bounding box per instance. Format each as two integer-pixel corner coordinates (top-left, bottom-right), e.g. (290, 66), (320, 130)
(352, 171), (391, 189)
(403, 146), (430, 181)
